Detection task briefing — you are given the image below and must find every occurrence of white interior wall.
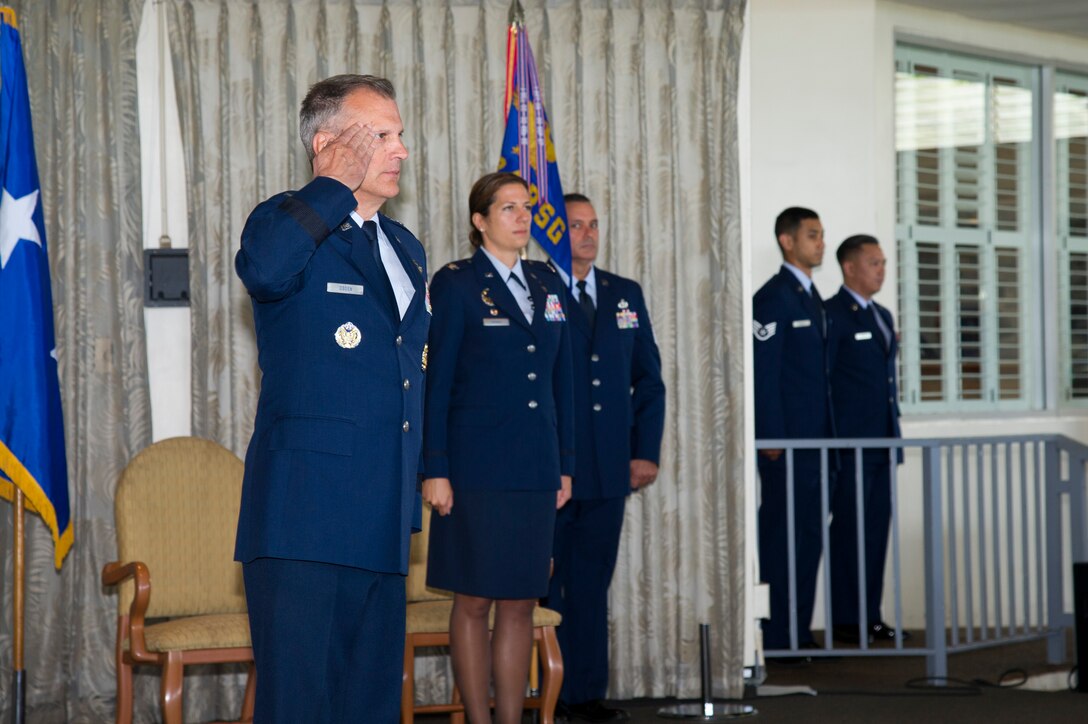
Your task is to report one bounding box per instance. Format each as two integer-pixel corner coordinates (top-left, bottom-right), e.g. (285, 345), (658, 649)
(137, 0), (191, 442)
(746, 0), (1088, 630)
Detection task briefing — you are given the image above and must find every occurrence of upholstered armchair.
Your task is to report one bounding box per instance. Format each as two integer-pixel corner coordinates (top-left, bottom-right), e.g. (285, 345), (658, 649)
(101, 437), (254, 724)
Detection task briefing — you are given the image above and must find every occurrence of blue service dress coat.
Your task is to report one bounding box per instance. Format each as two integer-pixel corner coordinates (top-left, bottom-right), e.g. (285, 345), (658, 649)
(544, 267), (666, 705)
(563, 269), (666, 500)
(825, 286), (901, 626)
(234, 176), (430, 576)
(825, 288), (901, 455)
(752, 265), (835, 649)
(422, 249), (575, 598)
(752, 267), (834, 457)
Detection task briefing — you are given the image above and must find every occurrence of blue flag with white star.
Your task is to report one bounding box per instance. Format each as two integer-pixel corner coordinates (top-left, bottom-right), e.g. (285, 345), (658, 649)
(0, 13), (71, 568)
(498, 21), (572, 279)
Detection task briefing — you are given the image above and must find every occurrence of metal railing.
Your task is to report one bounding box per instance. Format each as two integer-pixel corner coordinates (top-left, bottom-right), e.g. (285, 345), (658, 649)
(755, 434), (1088, 677)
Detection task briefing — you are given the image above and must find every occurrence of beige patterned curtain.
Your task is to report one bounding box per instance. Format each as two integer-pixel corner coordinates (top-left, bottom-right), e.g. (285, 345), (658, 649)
(169, 0), (747, 701)
(0, 1), (154, 722)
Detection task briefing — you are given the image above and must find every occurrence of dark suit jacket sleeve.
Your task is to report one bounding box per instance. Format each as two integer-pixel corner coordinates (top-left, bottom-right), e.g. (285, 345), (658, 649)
(629, 284), (666, 463)
(554, 287), (576, 477)
(421, 268), (463, 479)
(235, 176), (357, 302)
(752, 288), (786, 441)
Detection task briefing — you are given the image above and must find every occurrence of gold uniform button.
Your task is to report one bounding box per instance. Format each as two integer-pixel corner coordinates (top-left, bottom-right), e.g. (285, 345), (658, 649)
(527, 372), (537, 381)
(593, 403), (602, 412)
(528, 400), (539, 409)
(402, 421), (410, 432)
(592, 379), (601, 387)
(591, 354), (600, 362)
(403, 379), (411, 390)
(527, 344), (537, 353)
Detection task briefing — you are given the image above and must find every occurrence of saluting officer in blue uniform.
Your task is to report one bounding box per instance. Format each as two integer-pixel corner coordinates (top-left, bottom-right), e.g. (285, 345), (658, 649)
(234, 75), (429, 723)
(543, 194), (665, 723)
(422, 172), (574, 724)
(825, 235), (908, 645)
(753, 206), (835, 653)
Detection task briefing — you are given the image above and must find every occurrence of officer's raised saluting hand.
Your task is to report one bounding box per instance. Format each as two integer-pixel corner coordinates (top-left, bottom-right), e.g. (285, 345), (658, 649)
(311, 121), (377, 192)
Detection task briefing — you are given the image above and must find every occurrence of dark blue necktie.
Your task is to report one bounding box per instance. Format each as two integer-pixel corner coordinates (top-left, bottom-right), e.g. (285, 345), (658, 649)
(809, 283), (826, 337)
(361, 220), (398, 316)
(869, 304), (891, 351)
(577, 279), (596, 333)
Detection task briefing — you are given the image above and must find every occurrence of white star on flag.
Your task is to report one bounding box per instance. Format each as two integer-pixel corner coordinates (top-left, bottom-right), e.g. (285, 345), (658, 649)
(0, 187), (42, 269)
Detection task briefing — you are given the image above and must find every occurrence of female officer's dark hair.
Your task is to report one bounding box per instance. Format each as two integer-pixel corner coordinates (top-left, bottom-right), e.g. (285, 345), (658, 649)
(468, 172), (530, 249)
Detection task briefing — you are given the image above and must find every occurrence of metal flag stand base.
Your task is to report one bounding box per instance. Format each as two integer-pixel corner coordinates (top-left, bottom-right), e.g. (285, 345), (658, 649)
(657, 624), (757, 720)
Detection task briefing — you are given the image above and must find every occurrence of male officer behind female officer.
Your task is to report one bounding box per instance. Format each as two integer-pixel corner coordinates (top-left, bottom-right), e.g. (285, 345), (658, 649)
(753, 206), (835, 655)
(544, 193), (666, 722)
(825, 235), (908, 645)
(234, 74), (429, 722)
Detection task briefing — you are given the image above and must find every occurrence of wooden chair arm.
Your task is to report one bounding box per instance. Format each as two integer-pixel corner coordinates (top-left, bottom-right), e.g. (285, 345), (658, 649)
(101, 560), (156, 662)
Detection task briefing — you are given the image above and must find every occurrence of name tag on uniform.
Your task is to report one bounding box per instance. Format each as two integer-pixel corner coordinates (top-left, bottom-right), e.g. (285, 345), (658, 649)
(327, 282), (364, 296)
(483, 318), (510, 327)
(854, 331), (873, 341)
(792, 319), (812, 328)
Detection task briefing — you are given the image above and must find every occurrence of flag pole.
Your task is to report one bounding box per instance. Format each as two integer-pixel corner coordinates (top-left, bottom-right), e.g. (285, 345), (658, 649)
(13, 489), (26, 724)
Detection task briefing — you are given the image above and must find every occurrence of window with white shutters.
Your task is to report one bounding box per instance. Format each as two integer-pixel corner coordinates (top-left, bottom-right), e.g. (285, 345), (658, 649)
(895, 45), (1035, 412)
(1056, 72), (1088, 404)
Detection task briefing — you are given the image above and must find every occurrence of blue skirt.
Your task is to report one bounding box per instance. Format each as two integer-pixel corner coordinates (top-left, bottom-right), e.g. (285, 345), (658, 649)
(426, 487), (556, 599)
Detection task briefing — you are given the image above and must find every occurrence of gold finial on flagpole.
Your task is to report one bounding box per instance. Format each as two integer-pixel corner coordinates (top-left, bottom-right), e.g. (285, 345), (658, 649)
(508, 0), (525, 27)
(0, 6), (18, 28)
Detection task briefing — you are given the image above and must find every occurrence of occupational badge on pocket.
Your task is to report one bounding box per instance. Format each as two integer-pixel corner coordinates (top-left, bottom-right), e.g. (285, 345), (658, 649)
(544, 293), (566, 322)
(334, 322), (361, 349)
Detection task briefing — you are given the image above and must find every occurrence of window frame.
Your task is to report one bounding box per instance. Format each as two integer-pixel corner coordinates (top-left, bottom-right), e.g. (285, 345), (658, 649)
(895, 43), (1041, 414)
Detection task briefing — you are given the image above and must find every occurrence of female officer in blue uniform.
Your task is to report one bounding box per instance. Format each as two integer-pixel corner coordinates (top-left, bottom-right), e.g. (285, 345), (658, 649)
(422, 172), (574, 724)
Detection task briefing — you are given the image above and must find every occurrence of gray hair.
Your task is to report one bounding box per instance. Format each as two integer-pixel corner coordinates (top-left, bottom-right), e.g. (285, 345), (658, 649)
(299, 74), (396, 162)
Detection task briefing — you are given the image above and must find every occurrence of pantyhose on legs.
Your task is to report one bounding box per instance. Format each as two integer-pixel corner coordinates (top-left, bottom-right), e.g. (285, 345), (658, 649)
(449, 594), (536, 724)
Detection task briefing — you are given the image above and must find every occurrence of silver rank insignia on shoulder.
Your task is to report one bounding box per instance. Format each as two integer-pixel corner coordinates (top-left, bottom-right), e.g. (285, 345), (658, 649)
(753, 320), (777, 341)
(481, 288), (495, 307)
(335, 322), (362, 349)
(421, 343), (428, 372)
(447, 262), (460, 270)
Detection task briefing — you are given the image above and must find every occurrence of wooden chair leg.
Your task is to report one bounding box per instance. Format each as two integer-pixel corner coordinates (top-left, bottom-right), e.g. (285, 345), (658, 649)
(529, 640), (540, 696)
(450, 684), (465, 724)
(160, 651), (184, 724)
(114, 618), (133, 724)
(537, 627), (564, 724)
(116, 662), (134, 723)
(240, 661), (256, 722)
